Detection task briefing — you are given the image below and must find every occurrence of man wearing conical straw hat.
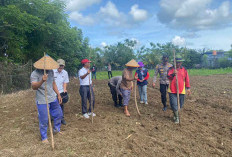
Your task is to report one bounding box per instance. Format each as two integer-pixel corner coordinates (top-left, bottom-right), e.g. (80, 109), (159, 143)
(30, 55), (63, 143)
(120, 59), (139, 116)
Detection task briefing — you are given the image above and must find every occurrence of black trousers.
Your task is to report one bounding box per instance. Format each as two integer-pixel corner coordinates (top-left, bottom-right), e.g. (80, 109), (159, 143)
(60, 103), (64, 119)
(160, 84), (169, 107)
(108, 71), (112, 79)
(79, 86), (95, 114)
(108, 83), (122, 105)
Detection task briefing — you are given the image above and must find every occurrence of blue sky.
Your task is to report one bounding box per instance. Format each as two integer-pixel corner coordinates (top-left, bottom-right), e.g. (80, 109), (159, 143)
(64, 0), (232, 51)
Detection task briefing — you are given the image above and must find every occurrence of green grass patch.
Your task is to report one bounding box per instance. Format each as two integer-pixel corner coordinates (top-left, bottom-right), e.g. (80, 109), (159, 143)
(95, 68), (232, 80)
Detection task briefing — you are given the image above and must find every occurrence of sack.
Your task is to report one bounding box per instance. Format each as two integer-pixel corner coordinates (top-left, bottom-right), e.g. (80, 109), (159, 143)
(60, 92), (69, 104)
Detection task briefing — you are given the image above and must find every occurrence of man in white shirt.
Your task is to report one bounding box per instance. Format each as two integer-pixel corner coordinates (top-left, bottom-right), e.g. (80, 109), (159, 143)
(78, 59), (96, 119)
(54, 59), (69, 125)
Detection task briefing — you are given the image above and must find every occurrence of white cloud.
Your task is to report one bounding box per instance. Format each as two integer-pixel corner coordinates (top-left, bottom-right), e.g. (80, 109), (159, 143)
(130, 4), (148, 22)
(64, 0), (101, 12)
(157, 0), (232, 31)
(66, 1), (150, 28)
(98, 1), (128, 27)
(172, 36), (186, 46)
(101, 42), (107, 48)
(69, 12), (95, 26)
(99, 1), (121, 18)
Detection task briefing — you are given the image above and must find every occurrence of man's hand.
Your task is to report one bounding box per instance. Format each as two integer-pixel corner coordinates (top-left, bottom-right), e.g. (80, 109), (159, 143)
(57, 94), (62, 104)
(187, 89), (191, 96)
(152, 83), (155, 88)
(87, 69), (91, 74)
(42, 74), (48, 82)
(173, 69), (178, 76)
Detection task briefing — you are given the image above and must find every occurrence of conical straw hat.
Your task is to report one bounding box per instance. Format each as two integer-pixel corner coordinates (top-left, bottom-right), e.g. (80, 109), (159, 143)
(125, 59), (140, 67)
(33, 55), (59, 70)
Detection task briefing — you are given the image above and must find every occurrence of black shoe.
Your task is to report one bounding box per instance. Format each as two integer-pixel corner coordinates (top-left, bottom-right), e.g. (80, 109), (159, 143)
(61, 119), (66, 125)
(114, 104), (120, 108)
(162, 106), (167, 111)
(119, 104), (123, 107)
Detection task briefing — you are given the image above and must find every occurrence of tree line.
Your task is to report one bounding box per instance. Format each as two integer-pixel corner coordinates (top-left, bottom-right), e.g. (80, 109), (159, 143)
(1, 0), (232, 76)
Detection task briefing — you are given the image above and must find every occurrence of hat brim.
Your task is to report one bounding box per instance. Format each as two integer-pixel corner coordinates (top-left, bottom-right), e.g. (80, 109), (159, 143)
(176, 60), (185, 62)
(126, 65), (140, 67)
(82, 61), (91, 64)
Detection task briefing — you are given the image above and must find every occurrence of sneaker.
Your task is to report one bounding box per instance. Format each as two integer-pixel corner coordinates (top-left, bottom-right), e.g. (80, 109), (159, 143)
(83, 113), (89, 119)
(162, 106), (167, 111)
(61, 119), (66, 125)
(140, 101), (144, 104)
(145, 102), (148, 105)
(88, 112), (96, 117)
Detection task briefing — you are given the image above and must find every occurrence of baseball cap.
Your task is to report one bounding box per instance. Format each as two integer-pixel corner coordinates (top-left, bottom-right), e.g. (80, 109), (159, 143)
(57, 59), (65, 66)
(81, 59), (91, 64)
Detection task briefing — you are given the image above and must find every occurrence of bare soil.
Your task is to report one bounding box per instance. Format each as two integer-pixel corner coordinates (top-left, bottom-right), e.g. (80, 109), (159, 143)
(0, 75), (232, 157)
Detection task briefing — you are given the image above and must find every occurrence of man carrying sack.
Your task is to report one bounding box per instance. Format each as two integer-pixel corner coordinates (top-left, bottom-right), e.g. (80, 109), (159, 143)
(108, 76), (123, 108)
(120, 59), (139, 117)
(167, 55), (191, 123)
(78, 59), (96, 119)
(30, 55), (63, 143)
(53, 59), (69, 125)
(153, 54), (173, 111)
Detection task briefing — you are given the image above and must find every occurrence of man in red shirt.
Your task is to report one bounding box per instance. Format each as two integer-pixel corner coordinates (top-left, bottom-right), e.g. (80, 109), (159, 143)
(167, 55), (191, 124)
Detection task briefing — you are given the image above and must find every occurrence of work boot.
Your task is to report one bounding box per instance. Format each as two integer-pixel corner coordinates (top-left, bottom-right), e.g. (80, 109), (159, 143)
(174, 111), (179, 124)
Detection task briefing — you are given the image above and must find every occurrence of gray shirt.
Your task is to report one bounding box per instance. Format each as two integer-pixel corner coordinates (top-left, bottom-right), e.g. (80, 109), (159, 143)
(109, 76), (122, 95)
(30, 69), (57, 104)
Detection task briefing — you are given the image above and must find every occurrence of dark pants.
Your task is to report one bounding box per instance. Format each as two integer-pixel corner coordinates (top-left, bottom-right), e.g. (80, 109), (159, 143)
(92, 72), (96, 80)
(60, 104), (64, 119)
(108, 71), (112, 79)
(108, 83), (122, 106)
(79, 85), (95, 114)
(169, 93), (185, 111)
(160, 84), (169, 107)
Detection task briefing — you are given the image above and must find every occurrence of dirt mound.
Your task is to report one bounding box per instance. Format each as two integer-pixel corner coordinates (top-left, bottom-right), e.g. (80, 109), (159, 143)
(0, 75), (232, 157)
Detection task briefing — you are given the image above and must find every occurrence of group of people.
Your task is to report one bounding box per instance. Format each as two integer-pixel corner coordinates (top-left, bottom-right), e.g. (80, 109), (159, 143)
(30, 54), (191, 143)
(107, 54), (191, 122)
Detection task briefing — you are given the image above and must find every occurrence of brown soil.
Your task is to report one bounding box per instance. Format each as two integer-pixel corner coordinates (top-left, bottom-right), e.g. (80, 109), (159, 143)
(0, 75), (232, 157)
